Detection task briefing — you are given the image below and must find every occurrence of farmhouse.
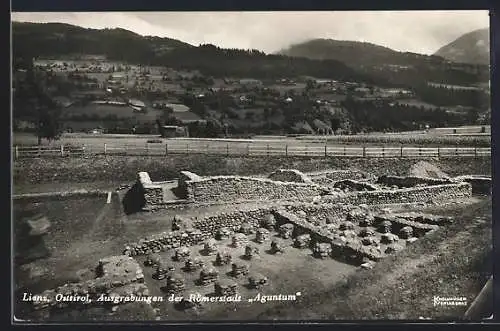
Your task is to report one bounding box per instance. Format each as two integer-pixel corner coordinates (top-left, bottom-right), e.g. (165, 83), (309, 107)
(170, 111), (206, 125)
(129, 99), (147, 111)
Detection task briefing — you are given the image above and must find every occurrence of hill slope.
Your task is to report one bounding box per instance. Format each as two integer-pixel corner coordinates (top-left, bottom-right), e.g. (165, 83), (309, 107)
(11, 22), (374, 83)
(277, 39), (447, 68)
(12, 21), (193, 62)
(433, 28), (490, 65)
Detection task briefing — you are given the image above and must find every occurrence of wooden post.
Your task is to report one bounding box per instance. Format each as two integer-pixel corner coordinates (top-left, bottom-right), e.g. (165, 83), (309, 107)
(226, 143), (229, 156)
(400, 145), (403, 158)
(437, 147), (440, 158)
(325, 145), (328, 157)
(165, 143), (168, 156)
(207, 144), (210, 154)
(343, 146), (346, 156)
(363, 146), (366, 158)
(267, 144), (270, 156)
(82, 145), (85, 157)
(474, 147), (478, 159)
(382, 146), (385, 158)
(455, 147), (458, 156)
(61, 145), (64, 157)
(419, 147), (422, 156)
(186, 144), (189, 155)
(247, 144), (250, 156)
(104, 143), (107, 155)
(15, 146), (19, 159)
(285, 145), (288, 157)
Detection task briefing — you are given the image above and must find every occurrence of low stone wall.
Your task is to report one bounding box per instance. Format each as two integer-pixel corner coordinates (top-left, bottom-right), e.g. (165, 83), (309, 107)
(124, 205), (277, 256)
(376, 175), (452, 188)
(183, 174), (330, 204)
(333, 179), (379, 191)
(308, 169), (374, 182)
(124, 229), (209, 256)
(136, 172), (164, 206)
(323, 182), (472, 205)
(178, 171), (202, 199)
(453, 176), (492, 195)
(267, 169), (313, 184)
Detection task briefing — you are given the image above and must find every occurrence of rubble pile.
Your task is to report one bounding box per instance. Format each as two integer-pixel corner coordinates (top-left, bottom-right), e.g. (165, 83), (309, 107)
(279, 223), (295, 239)
(199, 268), (219, 286)
(202, 239), (218, 256)
(248, 273), (269, 289)
(399, 226), (414, 239)
(172, 215), (187, 231)
(313, 242), (332, 259)
(174, 247), (191, 262)
(377, 220), (392, 233)
(144, 253), (162, 267)
(294, 234), (311, 249)
(214, 280), (238, 296)
(216, 227), (232, 240)
(239, 222), (255, 235)
(261, 214), (277, 230)
(270, 240), (286, 254)
(184, 257), (205, 272)
(339, 221), (355, 231)
(152, 261), (175, 280)
(231, 262), (249, 278)
(381, 233), (400, 244)
(255, 228), (271, 243)
(232, 233), (249, 248)
(244, 245), (260, 260)
(215, 250), (232, 266)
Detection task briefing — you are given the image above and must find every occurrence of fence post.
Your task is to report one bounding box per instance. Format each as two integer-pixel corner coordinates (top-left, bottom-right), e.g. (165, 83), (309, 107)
(207, 144), (210, 154)
(61, 145), (64, 157)
(455, 147), (458, 156)
(165, 143), (168, 156)
(226, 143), (229, 156)
(419, 147), (422, 156)
(363, 146), (366, 158)
(186, 144), (189, 155)
(247, 144), (250, 156)
(15, 146), (19, 159)
(267, 144), (270, 156)
(382, 146), (385, 158)
(325, 145), (328, 157)
(400, 145), (403, 158)
(82, 145), (85, 157)
(437, 147), (440, 158)
(104, 143), (107, 155)
(474, 147), (477, 159)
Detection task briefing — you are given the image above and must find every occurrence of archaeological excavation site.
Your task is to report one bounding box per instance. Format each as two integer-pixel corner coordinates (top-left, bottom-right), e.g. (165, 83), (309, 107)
(13, 161), (492, 321)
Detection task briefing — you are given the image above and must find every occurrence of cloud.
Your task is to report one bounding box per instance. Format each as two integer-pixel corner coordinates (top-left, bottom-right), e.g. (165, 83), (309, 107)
(11, 11), (489, 54)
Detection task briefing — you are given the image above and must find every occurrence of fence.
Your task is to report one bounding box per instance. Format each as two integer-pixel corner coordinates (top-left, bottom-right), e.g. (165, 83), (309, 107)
(12, 143), (491, 159)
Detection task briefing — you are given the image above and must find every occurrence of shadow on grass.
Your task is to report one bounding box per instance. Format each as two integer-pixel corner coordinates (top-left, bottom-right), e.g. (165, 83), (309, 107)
(122, 183), (146, 215)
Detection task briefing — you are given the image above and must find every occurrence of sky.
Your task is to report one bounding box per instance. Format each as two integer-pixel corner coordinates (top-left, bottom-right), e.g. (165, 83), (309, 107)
(11, 11), (489, 55)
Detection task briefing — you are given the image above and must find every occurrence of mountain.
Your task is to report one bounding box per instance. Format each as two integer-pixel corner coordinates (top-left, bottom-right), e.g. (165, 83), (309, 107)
(277, 39), (447, 68)
(11, 21), (193, 62)
(433, 28), (490, 65)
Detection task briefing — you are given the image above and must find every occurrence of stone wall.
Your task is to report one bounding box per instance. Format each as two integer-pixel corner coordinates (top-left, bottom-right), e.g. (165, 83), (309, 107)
(136, 172), (164, 206)
(453, 176), (492, 195)
(376, 175), (452, 188)
(323, 182), (472, 205)
(268, 169), (313, 184)
(308, 169), (374, 182)
(124, 205), (277, 256)
(333, 179), (379, 191)
(183, 174), (330, 204)
(178, 171), (202, 199)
